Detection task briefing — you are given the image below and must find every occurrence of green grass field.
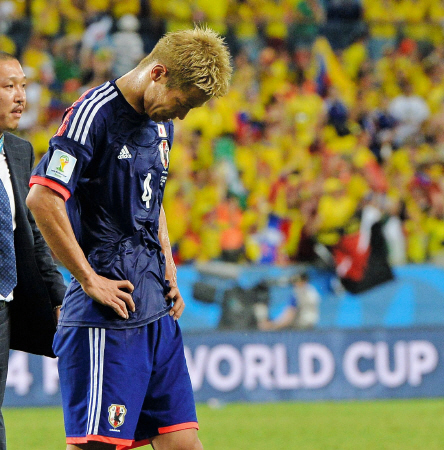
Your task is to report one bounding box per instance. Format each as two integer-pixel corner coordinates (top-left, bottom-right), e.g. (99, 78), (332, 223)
(4, 399), (444, 449)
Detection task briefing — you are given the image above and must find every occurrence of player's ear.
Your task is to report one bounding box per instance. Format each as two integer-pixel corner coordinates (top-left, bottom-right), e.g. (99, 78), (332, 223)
(151, 64), (168, 83)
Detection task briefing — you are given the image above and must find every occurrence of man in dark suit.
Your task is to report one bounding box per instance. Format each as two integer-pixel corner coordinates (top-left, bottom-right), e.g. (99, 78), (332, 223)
(0, 51), (65, 449)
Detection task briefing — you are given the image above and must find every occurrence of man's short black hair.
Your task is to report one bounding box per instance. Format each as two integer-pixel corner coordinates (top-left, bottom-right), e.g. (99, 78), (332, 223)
(0, 51), (17, 61)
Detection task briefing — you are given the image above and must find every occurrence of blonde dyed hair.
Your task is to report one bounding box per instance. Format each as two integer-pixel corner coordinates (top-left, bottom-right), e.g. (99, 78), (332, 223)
(141, 26), (232, 98)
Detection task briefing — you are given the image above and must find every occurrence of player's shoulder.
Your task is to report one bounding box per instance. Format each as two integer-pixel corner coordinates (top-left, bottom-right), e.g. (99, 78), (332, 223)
(72, 81), (120, 119)
(78, 81), (118, 103)
(55, 81), (121, 144)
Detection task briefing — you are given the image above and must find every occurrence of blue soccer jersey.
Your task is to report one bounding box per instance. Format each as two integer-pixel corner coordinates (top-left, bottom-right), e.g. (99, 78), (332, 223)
(30, 81), (175, 329)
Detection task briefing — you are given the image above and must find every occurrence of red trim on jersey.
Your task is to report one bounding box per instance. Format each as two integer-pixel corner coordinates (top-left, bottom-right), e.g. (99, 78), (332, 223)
(65, 423), (198, 449)
(116, 423), (198, 450)
(66, 436), (151, 450)
(55, 107), (74, 137)
(29, 175), (71, 201)
(67, 435), (133, 446)
(158, 421), (199, 434)
(116, 439), (151, 450)
(55, 86), (95, 137)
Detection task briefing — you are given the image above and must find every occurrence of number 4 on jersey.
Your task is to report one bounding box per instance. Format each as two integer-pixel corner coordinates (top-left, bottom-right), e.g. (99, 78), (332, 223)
(142, 173), (152, 208)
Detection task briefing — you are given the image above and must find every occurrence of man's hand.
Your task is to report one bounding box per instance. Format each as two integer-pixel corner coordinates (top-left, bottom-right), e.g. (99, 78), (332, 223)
(27, 185), (136, 320)
(159, 205), (183, 320)
(258, 320), (274, 331)
(166, 286), (185, 320)
(82, 273), (135, 319)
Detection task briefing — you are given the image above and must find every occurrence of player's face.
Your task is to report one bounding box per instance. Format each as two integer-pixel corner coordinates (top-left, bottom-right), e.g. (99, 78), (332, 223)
(0, 59), (26, 133)
(144, 81), (208, 123)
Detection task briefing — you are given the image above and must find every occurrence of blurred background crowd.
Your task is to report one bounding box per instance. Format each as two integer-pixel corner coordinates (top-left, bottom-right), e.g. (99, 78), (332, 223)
(3, 0), (444, 285)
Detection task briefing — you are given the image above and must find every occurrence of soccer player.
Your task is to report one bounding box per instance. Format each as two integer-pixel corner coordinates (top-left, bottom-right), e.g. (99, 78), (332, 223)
(26, 27), (232, 450)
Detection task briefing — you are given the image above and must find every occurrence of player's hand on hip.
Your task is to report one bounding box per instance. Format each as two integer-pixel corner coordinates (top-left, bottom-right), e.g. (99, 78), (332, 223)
(53, 307), (61, 323)
(82, 274), (135, 319)
(166, 286), (185, 320)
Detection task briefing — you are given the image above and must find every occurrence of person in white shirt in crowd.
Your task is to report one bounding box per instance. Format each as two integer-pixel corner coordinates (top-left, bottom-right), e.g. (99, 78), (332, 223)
(388, 79), (430, 147)
(111, 14), (144, 77)
(259, 272), (320, 331)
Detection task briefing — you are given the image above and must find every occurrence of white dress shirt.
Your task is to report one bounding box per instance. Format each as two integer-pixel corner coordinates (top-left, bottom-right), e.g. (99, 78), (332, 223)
(0, 134), (16, 301)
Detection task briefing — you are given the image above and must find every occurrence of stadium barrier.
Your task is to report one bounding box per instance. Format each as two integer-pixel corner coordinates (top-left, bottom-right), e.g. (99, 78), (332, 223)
(177, 263), (444, 330)
(4, 327), (444, 407)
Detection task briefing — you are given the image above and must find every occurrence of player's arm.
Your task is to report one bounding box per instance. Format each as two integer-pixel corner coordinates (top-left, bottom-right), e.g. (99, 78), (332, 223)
(159, 204), (184, 320)
(26, 184), (135, 319)
(26, 143), (66, 320)
(258, 306), (297, 331)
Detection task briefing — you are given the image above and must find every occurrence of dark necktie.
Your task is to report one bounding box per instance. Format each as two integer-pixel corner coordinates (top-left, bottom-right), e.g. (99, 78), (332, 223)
(0, 139), (17, 297)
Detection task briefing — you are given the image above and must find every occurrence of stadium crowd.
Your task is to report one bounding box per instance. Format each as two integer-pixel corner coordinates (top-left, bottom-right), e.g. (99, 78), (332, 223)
(3, 0), (444, 275)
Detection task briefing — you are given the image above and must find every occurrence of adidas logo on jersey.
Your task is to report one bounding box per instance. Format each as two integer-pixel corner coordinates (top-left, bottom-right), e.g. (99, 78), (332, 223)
(118, 145), (132, 159)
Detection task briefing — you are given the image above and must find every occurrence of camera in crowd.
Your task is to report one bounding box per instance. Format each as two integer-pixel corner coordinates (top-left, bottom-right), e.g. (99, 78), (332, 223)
(192, 271), (304, 331)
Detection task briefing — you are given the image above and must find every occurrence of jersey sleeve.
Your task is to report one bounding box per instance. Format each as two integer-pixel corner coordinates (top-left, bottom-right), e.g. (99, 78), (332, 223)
(30, 136), (94, 201)
(29, 85), (110, 200)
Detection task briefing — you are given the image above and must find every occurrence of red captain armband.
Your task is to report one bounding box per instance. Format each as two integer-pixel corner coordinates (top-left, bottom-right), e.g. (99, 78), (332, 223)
(29, 176), (71, 201)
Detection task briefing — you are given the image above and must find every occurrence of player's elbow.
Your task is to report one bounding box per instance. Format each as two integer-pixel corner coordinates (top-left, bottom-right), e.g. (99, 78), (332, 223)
(26, 185), (39, 213)
(26, 185), (53, 218)
(27, 184), (66, 221)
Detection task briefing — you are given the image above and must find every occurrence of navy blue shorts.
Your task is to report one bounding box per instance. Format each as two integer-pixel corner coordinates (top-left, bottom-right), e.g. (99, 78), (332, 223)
(53, 315), (198, 449)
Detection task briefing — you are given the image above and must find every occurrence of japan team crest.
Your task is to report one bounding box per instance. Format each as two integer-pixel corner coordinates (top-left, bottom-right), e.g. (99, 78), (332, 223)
(159, 140), (170, 169)
(108, 404), (127, 428)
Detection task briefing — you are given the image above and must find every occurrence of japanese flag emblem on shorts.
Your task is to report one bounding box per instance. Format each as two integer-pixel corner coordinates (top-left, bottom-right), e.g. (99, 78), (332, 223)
(108, 404), (127, 428)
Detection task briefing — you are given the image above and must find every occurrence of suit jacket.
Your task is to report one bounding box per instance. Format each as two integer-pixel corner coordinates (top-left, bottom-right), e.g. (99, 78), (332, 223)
(4, 132), (66, 358)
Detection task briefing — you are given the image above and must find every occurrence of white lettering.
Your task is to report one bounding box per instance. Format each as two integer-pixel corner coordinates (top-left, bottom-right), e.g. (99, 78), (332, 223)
(206, 345), (243, 392)
(343, 341), (376, 388)
(185, 346), (209, 391)
(243, 345), (273, 390)
(142, 173), (152, 208)
(300, 343), (335, 388)
(343, 340), (439, 389)
(273, 344), (300, 389)
(42, 356), (60, 395)
(408, 340), (438, 386)
(375, 341), (407, 388)
(6, 352), (33, 396)
(186, 339), (439, 395)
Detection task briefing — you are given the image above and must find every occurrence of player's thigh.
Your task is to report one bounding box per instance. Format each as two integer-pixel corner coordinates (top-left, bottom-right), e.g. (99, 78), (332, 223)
(67, 442), (115, 450)
(150, 428), (203, 450)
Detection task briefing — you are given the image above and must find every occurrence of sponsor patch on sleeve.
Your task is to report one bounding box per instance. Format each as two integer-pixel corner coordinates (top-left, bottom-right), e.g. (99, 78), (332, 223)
(46, 149), (77, 184)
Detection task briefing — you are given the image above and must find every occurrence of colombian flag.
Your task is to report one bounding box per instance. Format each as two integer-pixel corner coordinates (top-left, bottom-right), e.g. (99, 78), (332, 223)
(312, 37), (356, 107)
